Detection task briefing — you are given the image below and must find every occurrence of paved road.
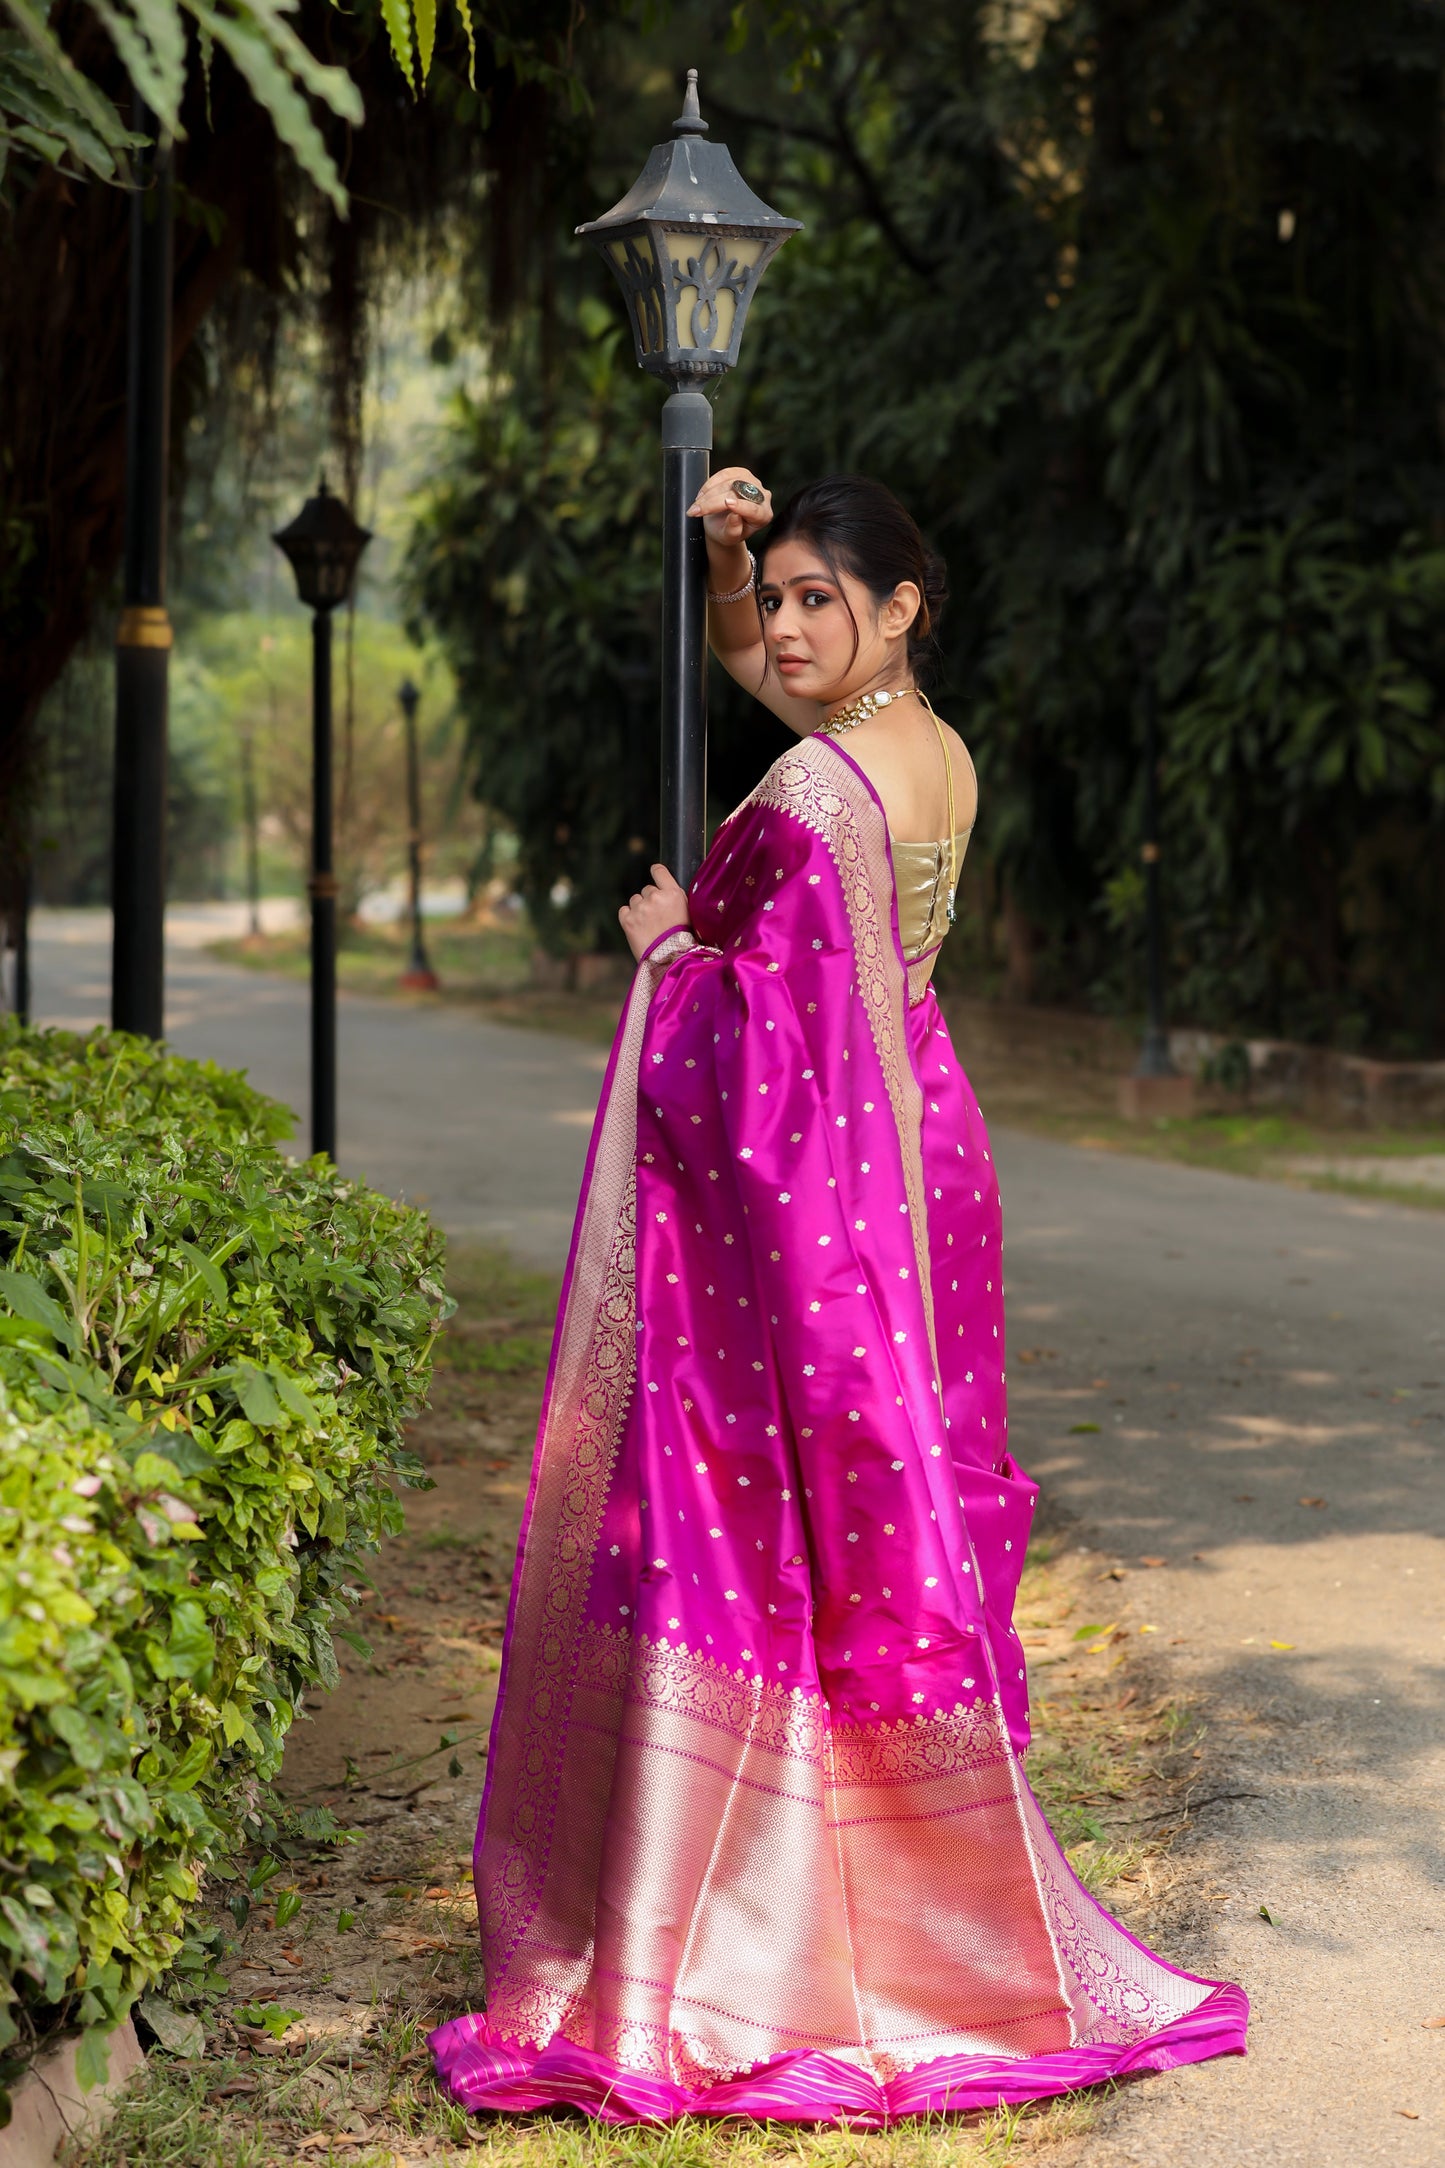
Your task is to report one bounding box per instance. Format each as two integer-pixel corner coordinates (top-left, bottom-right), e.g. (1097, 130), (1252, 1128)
(29, 911), (1445, 2165)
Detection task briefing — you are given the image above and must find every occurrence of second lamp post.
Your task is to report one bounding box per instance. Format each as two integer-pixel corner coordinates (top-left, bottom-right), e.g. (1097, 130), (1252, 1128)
(272, 477), (371, 1162)
(578, 69), (799, 885)
(397, 677), (438, 992)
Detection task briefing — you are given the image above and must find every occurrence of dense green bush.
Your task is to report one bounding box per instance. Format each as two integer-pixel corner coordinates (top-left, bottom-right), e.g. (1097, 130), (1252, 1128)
(0, 1022), (445, 2113)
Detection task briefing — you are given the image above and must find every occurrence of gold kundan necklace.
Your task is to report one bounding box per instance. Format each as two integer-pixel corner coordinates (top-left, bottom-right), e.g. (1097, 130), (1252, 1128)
(815, 685), (916, 737)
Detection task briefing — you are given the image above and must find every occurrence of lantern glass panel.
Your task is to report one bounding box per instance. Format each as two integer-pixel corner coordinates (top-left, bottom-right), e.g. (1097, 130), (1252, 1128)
(663, 232), (766, 353)
(607, 233), (665, 359)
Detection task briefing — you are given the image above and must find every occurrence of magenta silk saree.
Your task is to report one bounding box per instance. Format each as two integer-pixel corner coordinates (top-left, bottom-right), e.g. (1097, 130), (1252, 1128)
(431, 735), (1247, 2124)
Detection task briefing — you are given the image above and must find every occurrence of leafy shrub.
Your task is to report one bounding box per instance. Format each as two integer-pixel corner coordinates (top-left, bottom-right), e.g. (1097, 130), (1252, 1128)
(0, 1022), (445, 2111)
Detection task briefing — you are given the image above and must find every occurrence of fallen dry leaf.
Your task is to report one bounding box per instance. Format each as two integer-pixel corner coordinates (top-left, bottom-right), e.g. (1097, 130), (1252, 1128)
(207, 2078), (261, 2100)
(298, 2134), (374, 2151)
(1298, 1497), (1327, 1509)
(1422, 2015), (1445, 2029)
(1398, 2109), (1420, 2119)
(1269, 1641), (1296, 1651)
(1139, 1556), (1167, 1568)
(1233, 1494), (1254, 1503)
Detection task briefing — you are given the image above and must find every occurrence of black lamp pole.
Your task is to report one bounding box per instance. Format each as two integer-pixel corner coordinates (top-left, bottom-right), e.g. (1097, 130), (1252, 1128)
(578, 70), (800, 887)
(1127, 592), (1178, 1080)
(661, 389), (713, 881)
(272, 479), (371, 1161)
(112, 104), (175, 1038)
(397, 678), (438, 991)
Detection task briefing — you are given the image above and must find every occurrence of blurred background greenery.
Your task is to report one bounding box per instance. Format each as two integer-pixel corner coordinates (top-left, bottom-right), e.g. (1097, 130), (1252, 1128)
(9, 0), (1445, 1052)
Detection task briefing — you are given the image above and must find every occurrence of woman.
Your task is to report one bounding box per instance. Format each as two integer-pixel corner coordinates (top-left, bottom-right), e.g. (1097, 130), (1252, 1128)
(431, 471), (1247, 2124)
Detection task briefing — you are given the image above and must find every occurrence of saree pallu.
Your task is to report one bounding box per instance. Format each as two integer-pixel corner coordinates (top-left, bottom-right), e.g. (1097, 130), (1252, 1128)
(431, 736), (1247, 2124)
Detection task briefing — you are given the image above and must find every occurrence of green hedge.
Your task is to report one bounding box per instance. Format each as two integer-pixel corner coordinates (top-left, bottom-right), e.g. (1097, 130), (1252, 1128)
(0, 1023), (446, 2112)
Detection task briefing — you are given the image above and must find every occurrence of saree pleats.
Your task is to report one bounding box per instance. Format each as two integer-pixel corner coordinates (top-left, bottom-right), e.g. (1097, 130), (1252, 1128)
(432, 738), (1247, 2121)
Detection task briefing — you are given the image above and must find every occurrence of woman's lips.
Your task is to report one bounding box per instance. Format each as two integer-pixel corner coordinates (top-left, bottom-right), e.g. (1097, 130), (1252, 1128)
(775, 656), (810, 674)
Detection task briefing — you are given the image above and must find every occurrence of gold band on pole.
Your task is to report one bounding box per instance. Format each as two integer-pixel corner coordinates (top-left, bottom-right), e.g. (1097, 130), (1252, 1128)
(116, 606), (174, 651)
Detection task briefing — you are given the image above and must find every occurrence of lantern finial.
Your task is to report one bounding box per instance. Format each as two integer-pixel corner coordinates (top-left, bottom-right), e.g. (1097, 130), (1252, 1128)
(673, 68), (708, 137)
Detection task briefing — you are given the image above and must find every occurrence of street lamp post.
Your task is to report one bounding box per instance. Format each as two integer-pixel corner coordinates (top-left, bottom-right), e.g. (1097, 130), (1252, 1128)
(112, 105), (175, 1039)
(397, 677), (438, 991)
(271, 478), (371, 1161)
(1119, 591), (1192, 1118)
(577, 69), (800, 885)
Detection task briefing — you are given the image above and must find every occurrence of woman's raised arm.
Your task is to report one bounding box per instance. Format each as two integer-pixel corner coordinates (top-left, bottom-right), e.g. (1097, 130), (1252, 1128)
(688, 467), (822, 735)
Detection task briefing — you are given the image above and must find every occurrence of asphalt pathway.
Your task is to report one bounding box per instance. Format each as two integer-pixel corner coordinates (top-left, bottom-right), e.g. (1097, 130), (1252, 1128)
(30, 910), (1445, 2166)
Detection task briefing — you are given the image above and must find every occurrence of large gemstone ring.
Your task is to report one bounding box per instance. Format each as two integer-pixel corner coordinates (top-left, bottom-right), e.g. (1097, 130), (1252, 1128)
(733, 480), (765, 504)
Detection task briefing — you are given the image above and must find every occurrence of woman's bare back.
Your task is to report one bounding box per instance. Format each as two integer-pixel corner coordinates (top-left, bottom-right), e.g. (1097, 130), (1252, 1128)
(826, 704), (977, 842)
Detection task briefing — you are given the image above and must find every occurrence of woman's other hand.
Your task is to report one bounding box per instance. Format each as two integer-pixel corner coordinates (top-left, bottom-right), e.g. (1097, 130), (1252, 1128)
(619, 864), (691, 962)
(687, 467), (773, 548)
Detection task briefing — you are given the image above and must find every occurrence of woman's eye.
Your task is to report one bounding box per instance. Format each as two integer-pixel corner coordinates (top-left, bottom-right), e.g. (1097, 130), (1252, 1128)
(761, 595), (780, 614)
(802, 590), (832, 608)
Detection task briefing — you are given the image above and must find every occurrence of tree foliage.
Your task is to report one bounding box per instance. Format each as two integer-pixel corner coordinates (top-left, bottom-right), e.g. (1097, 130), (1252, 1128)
(0, 0), (362, 203)
(409, 0), (1445, 1051)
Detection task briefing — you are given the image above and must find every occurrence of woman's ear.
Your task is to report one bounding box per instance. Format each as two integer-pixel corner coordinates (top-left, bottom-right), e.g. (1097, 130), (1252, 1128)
(881, 580), (922, 641)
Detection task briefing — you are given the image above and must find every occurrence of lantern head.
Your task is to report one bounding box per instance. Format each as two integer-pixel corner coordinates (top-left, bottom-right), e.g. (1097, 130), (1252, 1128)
(577, 69), (801, 388)
(273, 477), (372, 612)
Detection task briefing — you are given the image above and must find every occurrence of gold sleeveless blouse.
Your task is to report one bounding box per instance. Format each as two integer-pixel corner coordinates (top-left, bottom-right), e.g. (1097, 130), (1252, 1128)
(892, 828), (976, 961)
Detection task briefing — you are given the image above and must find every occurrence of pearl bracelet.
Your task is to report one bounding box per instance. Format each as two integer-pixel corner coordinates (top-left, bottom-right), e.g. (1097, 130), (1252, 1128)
(707, 552), (757, 606)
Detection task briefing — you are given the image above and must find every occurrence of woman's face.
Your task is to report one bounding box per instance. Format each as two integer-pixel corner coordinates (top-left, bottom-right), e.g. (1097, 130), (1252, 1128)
(757, 538), (920, 705)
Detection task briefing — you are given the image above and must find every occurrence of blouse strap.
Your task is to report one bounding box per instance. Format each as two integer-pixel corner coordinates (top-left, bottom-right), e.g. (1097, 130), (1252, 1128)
(915, 689), (958, 924)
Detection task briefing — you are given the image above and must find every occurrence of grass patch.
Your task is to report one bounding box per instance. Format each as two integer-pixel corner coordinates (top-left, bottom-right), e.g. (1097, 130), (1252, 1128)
(211, 916), (536, 998)
(435, 1250), (561, 1378)
(71, 2037), (1105, 2167)
(210, 918), (624, 1048)
(1015, 1540), (1198, 1906)
(1064, 1107), (1445, 1197)
(437, 1331), (553, 1376)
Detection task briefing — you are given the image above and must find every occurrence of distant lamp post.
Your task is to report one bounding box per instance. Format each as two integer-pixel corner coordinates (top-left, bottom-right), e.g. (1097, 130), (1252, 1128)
(396, 677), (438, 992)
(272, 477), (371, 1160)
(1119, 591), (1193, 1118)
(577, 68), (800, 885)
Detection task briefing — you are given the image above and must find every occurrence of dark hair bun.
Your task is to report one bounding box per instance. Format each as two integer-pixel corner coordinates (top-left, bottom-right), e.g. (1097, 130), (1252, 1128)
(919, 547), (949, 638)
(760, 475), (946, 677)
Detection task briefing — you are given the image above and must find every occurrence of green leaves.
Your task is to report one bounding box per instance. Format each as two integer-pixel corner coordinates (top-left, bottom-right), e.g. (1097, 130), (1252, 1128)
(148, 1599), (215, 1683)
(73, 2023), (113, 2093)
(0, 1269), (77, 1351)
(0, 1019), (444, 2094)
(0, 1), (141, 187)
(232, 2001), (301, 2040)
(0, 0), (362, 208)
